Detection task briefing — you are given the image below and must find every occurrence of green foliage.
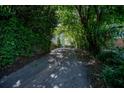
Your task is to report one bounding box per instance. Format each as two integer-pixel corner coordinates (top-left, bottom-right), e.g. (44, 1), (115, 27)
(0, 6), (14, 17)
(0, 17), (34, 67)
(97, 49), (124, 66)
(54, 6), (85, 48)
(0, 6), (124, 88)
(98, 48), (124, 87)
(0, 6), (57, 68)
(14, 6), (57, 52)
(102, 63), (124, 87)
(75, 6), (124, 54)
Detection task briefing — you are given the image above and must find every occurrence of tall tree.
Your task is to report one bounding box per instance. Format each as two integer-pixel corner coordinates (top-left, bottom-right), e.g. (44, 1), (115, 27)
(75, 5), (124, 54)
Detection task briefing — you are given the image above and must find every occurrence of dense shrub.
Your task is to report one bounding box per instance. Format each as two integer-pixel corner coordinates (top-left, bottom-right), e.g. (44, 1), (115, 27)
(102, 63), (124, 87)
(13, 6), (57, 53)
(97, 48), (124, 87)
(0, 6), (57, 69)
(0, 17), (34, 68)
(97, 48), (124, 66)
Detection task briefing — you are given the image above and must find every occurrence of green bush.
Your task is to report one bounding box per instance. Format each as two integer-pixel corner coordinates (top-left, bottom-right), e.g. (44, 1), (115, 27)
(98, 48), (124, 87)
(97, 49), (123, 66)
(0, 17), (34, 67)
(0, 6), (57, 69)
(0, 17), (53, 68)
(102, 63), (124, 87)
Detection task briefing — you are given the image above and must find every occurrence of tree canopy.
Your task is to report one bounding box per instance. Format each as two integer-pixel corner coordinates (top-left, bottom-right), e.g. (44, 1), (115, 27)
(0, 5), (124, 87)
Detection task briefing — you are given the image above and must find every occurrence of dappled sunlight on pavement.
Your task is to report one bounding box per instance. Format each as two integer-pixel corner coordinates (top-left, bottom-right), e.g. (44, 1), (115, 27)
(0, 48), (90, 88)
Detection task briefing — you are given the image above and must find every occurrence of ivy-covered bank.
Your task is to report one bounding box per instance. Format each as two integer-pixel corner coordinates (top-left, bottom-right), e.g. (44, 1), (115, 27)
(0, 6), (57, 68)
